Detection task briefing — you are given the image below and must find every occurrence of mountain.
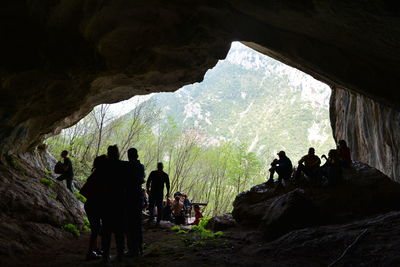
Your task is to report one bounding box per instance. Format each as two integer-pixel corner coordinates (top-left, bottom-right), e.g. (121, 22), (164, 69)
(148, 42), (335, 162)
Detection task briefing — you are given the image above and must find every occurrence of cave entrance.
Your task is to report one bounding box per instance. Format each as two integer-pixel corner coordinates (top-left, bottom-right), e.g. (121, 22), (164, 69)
(46, 42), (335, 216)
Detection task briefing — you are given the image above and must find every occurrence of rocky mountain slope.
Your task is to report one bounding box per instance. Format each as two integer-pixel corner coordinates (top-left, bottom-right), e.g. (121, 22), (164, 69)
(150, 42), (335, 160)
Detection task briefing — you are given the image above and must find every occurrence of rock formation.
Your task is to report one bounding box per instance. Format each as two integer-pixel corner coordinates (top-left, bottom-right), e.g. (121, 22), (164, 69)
(232, 162), (400, 239)
(1, 1), (400, 170)
(331, 87), (400, 181)
(1, 0), (400, 262)
(0, 148), (86, 258)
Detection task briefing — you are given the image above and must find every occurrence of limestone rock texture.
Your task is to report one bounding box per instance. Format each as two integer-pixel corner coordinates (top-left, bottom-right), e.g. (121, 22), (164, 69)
(1, 0), (400, 261)
(206, 213), (236, 232)
(232, 162), (400, 240)
(331, 87), (400, 181)
(0, 148), (86, 258)
(1, 0), (400, 156)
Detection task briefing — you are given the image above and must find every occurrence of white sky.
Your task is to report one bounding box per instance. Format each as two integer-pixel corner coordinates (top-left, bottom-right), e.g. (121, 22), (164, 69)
(106, 93), (154, 117)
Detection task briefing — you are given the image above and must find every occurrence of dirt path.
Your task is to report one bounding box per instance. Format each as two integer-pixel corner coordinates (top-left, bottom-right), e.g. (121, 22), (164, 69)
(5, 222), (263, 267)
(7, 212), (400, 267)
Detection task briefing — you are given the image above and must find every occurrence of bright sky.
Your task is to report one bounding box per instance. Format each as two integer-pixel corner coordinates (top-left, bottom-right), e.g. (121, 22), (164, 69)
(106, 93), (154, 117)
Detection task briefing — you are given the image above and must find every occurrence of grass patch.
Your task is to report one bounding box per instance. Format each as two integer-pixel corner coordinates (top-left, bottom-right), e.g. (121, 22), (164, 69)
(62, 224), (80, 237)
(171, 225), (181, 231)
(190, 217), (224, 239)
(40, 178), (54, 188)
(74, 191), (87, 203)
(83, 217), (91, 231)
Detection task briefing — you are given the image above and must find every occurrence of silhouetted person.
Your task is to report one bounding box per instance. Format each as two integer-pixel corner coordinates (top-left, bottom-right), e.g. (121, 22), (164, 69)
(294, 147), (321, 182)
(337, 140), (352, 167)
(267, 151), (293, 185)
(125, 148), (145, 256)
(146, 162), (170, 224)
(101, 145), (126, 262)
(80, 155), (108, 260)
(56, 150), (74, 192)
(321, 149), (343, 185)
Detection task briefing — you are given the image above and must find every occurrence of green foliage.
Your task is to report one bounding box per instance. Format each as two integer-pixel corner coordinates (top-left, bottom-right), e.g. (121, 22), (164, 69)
(40, 178), (54, 188)
(49, 193), (57, 199)
(177, 230), (187, 234)
(46, 43), (335, 218)
(171, 225), (181, 231)
(214, 231), (224, 237)
(62, 224), (80, 237)
(43, 168), (52, 175)
(74, 191), (86, 203)
(83, 217), (91, 231)
(190, 217), (224, 239)
(198, 217), (211, 229)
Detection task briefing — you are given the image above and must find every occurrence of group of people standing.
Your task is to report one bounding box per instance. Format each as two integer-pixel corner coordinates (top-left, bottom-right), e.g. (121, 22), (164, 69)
(266, 140), (352, 186)
(77, 145), (146, 262)
(55, 145), (202, 262)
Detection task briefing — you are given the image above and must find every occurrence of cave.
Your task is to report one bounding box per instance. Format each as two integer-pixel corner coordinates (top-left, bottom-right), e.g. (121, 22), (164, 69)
(1, 1), (400, 266)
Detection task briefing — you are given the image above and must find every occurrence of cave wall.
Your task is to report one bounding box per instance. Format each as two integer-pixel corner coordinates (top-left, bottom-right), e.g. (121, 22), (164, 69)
(331, 87), (400, 181)
(1, 0), (400, 172)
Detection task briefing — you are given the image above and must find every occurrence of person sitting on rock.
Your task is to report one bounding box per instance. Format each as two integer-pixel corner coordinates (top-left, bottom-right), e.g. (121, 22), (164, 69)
(337, 140), (352, 167)
(172, 196), (185, 225)
(321, 149), (343, 186)
(294, 147), (321, 182)
(189, 204), (203, 226)
(266, 151), (293, 185)
(56, 150), (74, 192)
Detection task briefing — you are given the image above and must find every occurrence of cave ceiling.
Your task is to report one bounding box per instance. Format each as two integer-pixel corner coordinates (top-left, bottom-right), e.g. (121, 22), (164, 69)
(1, 0), (400, 153)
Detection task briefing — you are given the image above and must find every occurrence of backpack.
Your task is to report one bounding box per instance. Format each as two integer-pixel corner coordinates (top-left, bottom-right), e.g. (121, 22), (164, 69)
(54, 161), (64, 174)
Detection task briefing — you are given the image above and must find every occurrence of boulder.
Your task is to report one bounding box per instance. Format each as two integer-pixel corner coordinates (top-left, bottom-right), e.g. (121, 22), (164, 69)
(259, 189), (319, 240)
(206, 213), (236, 231)
(232, 162), (400, 240)
(232, 182), (302, 227)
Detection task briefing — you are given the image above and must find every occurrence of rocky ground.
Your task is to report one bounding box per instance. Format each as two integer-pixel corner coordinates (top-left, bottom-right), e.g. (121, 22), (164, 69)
(4, 211), (400, 267)
(3, 158), (400, 266)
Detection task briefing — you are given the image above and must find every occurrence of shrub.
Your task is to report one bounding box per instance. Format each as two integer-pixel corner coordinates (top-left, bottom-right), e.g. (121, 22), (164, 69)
(63, 224), (80, 237)
(198, 216), (211, 229)
(74, 191), (87, 203)
(190, 217), (224, 239)
(83, 217), (91, 231)
(40, 178), (54, 188)
(171, 225), (181, 231)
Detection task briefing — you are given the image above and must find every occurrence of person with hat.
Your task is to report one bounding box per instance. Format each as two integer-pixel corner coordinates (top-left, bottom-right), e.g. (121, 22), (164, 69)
(266, 151), (293, 185)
